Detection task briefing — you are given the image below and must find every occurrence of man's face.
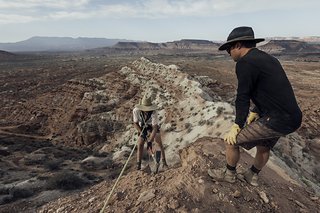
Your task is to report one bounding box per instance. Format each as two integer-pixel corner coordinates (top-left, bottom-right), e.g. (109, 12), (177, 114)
(227, 43), (241, 62)
(226, 45), (234, 55)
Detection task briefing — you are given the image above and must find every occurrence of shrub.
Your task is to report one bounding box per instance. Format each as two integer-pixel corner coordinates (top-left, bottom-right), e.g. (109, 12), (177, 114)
(82, 173), (99, 182)
(92, 152), (108, 157)
(184, 123), (191, 129)
(44, 159), (63, 171)
(198, 120), (206, 126)
(0, 195), (13, 205)
(11, 188), (34, 199)
(216, 107), (225, 116)
(206, 120), (213, 125)
(313, 167), (320, 182)
(46, 171), (88, 190)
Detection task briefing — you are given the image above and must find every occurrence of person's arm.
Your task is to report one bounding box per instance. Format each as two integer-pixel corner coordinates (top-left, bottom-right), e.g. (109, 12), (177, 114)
(148, 111), (159, 142)
(133, 108), (142, 135)
(235, 60), (258, 128)
(133, 122), (142, 135)
(148, 125), (158, 142)
(251, 105), (261, 114)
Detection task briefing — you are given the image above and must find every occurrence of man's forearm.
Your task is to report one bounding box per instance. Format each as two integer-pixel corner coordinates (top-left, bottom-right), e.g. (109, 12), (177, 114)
(149, 126), (157, 142)
(133, 123), (142, 133)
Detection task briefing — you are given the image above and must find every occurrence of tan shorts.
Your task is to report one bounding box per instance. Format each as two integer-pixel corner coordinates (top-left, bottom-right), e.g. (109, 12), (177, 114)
(236, 119), (284, 150)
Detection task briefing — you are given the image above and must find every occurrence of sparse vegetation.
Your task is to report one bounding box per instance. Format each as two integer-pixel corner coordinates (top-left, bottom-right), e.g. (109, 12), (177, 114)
(11, 188), (34, 200)
(44, 159), (63, 171)
(216, 106), (225, 116)
(206, 120), (214, 125)
(198, 120), (206, 126)
(165, 125), (176, 132)
(46, 171), (88, 190)
(185, 123), (191, 129)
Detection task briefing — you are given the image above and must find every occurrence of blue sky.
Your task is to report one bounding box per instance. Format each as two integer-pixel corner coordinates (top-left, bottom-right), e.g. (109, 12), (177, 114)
(0, 0), (319, 43)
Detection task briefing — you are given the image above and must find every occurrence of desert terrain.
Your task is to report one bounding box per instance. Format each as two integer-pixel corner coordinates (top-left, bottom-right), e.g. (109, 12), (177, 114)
(0, 40), (320, 212)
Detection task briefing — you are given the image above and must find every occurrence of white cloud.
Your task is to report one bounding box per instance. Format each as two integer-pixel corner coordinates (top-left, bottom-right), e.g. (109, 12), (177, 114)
(0, 13), (36, 24)
(0, 0), (319, 24)
(0, 0), (90, 9)
(97, 4), (137, 17)
(47, 11), (93, 20)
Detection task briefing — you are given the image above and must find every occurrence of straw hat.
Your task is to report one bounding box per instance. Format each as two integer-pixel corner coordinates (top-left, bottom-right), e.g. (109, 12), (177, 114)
(135, 95), (157, 111)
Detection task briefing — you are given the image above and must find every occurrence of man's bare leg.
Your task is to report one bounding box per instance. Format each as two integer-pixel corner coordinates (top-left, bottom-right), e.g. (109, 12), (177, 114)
(226, 144), (240, 167)
(136, 137), (145, 169)
(254, 145), (270, 170)
(154, 134), (168, 166)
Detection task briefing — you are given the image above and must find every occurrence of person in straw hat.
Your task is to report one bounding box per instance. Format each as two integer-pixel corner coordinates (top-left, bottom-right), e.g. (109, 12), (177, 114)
(133, 94), (168, 170)
(208, 26), (302, 186)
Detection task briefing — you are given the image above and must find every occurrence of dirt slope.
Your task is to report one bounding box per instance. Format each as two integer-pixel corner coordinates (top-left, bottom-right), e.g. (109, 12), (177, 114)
(38, 137), (319, 213)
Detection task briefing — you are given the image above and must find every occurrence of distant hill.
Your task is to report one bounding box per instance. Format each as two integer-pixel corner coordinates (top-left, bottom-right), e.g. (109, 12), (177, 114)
(112, 39), (220, 50)
(0, 37), (133, 52)
(0, 50), (16, 60)
(260, 40), (320, 54)
(97, 39), (320, 55)
(2, 36), (320, 54)
(266, 36), (320, 44)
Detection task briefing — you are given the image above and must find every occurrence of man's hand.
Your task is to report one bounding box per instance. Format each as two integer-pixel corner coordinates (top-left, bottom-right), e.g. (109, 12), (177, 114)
(223, 124), (241, 145)
(247, 112), (259, 125)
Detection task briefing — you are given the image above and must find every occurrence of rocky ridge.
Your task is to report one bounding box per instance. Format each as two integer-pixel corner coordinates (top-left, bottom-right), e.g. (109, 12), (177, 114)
(35, 58), (319, 212)
(1, 57), (319, 212)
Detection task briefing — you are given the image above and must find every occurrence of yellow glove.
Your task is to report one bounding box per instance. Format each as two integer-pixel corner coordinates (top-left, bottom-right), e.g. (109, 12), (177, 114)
(224, 124), (241, 145)
(247, 112), (259, 125)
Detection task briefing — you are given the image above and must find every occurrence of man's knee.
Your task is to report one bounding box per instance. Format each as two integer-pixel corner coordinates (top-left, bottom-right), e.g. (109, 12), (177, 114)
(226, 144), (239, 151)
(154, 133), (162, 143)
(138, 138), (145, 147)
(256, 145), (270, 153)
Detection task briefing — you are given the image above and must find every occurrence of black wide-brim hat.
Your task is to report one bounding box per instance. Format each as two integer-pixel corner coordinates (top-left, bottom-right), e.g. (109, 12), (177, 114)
(219, 26), (265, 51)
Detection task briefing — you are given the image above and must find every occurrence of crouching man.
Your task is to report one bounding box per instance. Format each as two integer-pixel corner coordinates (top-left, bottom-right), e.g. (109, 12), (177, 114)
(133, 95), (168, 170)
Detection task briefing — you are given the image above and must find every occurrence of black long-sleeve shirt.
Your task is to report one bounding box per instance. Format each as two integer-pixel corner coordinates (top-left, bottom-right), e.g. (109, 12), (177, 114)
(235, 48), (302, 134)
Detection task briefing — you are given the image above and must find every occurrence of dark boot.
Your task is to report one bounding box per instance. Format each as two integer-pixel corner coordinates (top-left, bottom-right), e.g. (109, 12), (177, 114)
(136, 161), (141, 170)
(162, 159), (169, 170)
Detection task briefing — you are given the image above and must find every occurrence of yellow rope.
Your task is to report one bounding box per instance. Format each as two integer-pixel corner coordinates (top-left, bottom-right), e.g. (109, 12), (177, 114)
(100, 118), (148, 212)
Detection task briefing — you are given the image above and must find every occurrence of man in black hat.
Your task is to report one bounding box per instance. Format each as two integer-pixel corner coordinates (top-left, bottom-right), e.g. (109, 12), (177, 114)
(208, 26), (302, 186)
